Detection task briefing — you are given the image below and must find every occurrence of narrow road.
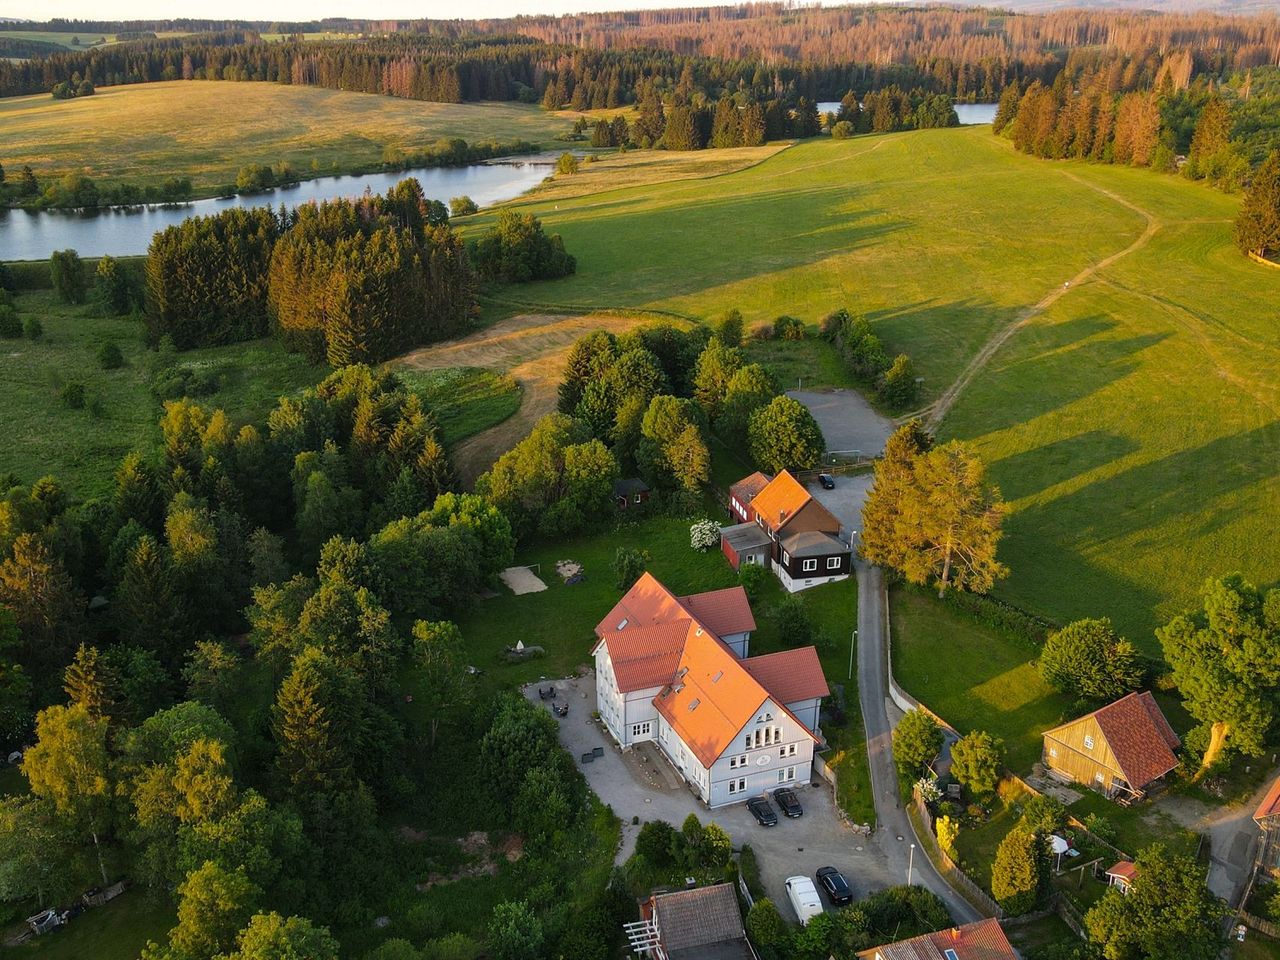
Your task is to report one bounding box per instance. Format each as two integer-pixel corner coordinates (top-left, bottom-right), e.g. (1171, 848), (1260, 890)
(856, 561), (983, 924)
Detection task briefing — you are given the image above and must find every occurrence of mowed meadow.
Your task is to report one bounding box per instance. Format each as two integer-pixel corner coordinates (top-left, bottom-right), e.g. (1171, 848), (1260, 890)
(0, 81), (581, 192)
(477, 126), (1280, 640)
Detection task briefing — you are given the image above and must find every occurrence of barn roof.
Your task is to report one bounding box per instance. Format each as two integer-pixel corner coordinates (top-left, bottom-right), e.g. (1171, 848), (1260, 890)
(1045, 691), (1180, 790)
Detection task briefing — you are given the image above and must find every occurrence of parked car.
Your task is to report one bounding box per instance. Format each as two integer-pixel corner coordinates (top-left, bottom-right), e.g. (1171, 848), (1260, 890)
(816, 865), (853, 906)
(818, 473), (836, 489)
(772, 787), (803, 818)
(785, 875), (824, 925)
(746, 796), (778, 827)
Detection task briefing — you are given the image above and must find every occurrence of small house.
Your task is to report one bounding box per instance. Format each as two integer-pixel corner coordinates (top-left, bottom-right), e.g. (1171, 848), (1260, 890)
(1042, 691), (1179, 801)
(626, 883), (755, 960)
(1105, 860), (1137, 894)
(721, 470), (850, 592)
(613, 477), (651, 510)
(1251, 776), (1280, 879)
(856, 918), (1018, 960)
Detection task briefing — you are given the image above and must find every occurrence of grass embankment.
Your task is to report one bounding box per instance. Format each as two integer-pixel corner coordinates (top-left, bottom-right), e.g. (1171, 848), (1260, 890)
(475, 125), (1279, 642)
(0, 82), (585, 198)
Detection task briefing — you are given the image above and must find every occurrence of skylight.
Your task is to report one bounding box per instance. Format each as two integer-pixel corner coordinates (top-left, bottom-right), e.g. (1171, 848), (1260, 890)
(712, 671), (724, 683)
(945, 950), (959, 960)
(616, 618), (629, 630)
(688, 699), (701, 711)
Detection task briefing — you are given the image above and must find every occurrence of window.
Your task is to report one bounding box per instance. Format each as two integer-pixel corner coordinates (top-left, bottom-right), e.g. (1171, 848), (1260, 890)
(631, 722), (651, 739)
(945, 951), (960, 960)
(1083, 735), (1095, 750)
(687, 699), (701, 712)
(802, 558), (818, 572)
(777, 766), (795, 783)
(727, 778), (746, 795)
(730, 754), (748, 769)
(782, 550), (791, 565)
(779, 744), (796, 758)
(827, 556), (842, 570)
(1048, 746), (1058, 758)
(616, 618), (628, 630)
(744, 736), (752, 751)
(1095, 771), (1105, 784)
(744, 554), (756, 565)
(712, 671), (724, 684)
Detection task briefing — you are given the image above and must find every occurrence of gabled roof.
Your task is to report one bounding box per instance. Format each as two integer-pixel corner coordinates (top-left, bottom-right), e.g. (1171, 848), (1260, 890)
(649, 883), (750, 957)
(749, 470), (813, 531)
(655, 628), (773, 768)
(743, 648), (830, 704)
(678, 586), (756, 637)
(779, 529), (848, 558)
(595, 572), (691, 636)
(601, 621), (696, 693)
(1254, 776), (1280, 823)
(857, 918), (1018, 960)
(1045, 691), (1180, 790)
(729, 471), (772, 505)
(1106, 861), (1138, 882)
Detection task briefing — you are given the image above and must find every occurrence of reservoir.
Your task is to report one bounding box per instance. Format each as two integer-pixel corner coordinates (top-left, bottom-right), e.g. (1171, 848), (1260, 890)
(816, 101), (998, 126)
(0, 158), (555, 262)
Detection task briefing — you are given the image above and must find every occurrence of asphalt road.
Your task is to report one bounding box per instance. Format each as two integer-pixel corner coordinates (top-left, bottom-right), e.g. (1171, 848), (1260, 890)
(856, 561), (982, 925)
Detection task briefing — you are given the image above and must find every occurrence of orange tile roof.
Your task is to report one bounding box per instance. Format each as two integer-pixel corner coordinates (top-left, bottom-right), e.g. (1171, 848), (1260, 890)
(654, 628), (774, 768)
(1093, 692), (1180, 790)
(730, 471), (772, 504)
(595, 572), (691, 636)
(1255, 776), (1280, 822)
(858, 918), (1017, 960)
(749, 470), (813, 532)
(678, 586), (757, 637)
(602, 621), (696, 693)
(1106, 860), (1138, 881)
(742, 648), (830, 704)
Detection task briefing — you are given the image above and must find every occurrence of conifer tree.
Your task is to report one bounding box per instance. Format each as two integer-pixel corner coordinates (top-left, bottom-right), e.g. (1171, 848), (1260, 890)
(1236, 150), (1280, 259)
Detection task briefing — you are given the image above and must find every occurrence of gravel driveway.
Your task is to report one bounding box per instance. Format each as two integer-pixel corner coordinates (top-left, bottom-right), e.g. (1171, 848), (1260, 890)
(526, 673), (900, 921)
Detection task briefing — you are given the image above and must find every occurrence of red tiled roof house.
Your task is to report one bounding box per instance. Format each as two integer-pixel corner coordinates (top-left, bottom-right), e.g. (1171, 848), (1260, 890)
(592, 572), (828, 807)
(856, 918), (1019, 960)
(1251, 776), (1280, 879)
(1041, 692), (1180, 801)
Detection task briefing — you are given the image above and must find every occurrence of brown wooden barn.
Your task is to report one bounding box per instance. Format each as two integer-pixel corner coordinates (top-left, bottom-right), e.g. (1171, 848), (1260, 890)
(1041, 692), (1179, 801)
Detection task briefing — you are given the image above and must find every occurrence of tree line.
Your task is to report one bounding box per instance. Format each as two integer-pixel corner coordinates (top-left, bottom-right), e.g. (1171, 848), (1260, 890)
(141, 177), (573, 364)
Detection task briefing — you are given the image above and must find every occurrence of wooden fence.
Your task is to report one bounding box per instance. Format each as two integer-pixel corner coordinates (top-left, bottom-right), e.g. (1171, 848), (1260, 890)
(1240, 910), (1280, 939)
(912, 789), (1005, 919)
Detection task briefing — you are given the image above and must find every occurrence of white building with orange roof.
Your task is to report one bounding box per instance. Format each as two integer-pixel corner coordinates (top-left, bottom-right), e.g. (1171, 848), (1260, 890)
(592, 572), (829, 807)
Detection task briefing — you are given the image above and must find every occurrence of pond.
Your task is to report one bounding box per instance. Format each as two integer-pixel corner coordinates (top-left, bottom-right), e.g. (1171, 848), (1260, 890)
(0, 158), (556, 261)
(816, 102), (998, 126)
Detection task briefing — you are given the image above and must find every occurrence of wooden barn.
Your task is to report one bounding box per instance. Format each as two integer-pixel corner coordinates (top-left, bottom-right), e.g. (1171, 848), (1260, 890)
(1041, 691), (1179, 802)
(1252, 776), (1280, 880)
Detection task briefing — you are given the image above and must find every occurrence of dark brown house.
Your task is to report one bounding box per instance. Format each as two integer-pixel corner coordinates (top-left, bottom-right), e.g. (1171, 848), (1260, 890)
(613, 477), (651, 510)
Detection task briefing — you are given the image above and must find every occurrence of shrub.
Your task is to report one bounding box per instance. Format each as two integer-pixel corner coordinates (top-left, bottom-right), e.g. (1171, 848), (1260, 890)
(635, 820), (677, 867)
(149, 363), (223, 400)
(1083, 813), (1117, 846)
(772, 315), (806, 340)
(0, 305), (20, 338)
(820, 307), (851, 340)
(699, 822), (732, 867)
(556, 152), (580, 175)
(60, 382), (86, 409)
(951, 730), (1004, 798)
(613, 546), (650, 592)
(749, 322), (774, 341)
(893, 708), (943, 780)
(49, 249), (88, 304)
(0, 288), (11, 307)
(916, 776), (942, 803)
(739, 844), (765, 899)
(421, 933), (481, 960)
(449, 195), (479, 217)
(936, 814), (960, 855)
(831, 120), (856, 139)
(878, 353), (919, 408)
(712, 308), (744, 347)
(23, 317), (42, 340)
(97, 342), (124, 370)
(690, 519), (720, 551)
(0, 262), (13, 292)
(472, 211), (576, 283)
(769, 594), (816, 647)
(1020, 794), (1066, 835)
(991, 827), (1047, 916)
(738, 562), (768, 603)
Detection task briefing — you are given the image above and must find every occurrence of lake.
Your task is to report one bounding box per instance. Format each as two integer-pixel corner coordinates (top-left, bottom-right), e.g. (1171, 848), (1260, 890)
(0, 159), (556, 262)
(816, 102), (997, 126)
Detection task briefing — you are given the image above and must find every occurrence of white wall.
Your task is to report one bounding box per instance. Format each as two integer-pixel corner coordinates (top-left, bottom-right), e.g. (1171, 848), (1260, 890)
(774, 562), (850, 594)
(704, 697), (815, 808)
(720, 631), (751, 658)
(785, 697), (821, 734)
(594, 645), (626, 745)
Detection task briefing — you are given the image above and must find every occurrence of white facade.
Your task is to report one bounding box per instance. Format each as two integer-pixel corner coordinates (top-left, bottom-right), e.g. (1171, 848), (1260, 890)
(594, 644), (662, 747)
(719, 630), (751, 658)
(655, 695), (816, 808)
(773, 560), (850, 594)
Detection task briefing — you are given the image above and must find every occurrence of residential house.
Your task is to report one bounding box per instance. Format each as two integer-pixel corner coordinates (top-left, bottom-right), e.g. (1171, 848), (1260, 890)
(1041, 691), (1180, 801)
(1251, 776), (1280, 879)
(1105, 860), (1137, 894)
(626, 883), (757, 960)
(720, 469), (850, 592)
(856, 917), (1018, 960)
(613, 477), (651, 510)
(592, 572), (828, 807)
(728, 471), (772, 525)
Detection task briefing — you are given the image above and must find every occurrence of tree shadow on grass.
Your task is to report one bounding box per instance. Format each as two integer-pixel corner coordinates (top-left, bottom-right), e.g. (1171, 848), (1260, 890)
(991, 431), (1141, 503)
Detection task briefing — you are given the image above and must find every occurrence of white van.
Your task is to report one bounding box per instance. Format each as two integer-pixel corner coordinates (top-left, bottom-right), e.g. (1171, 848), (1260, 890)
(785, 875), (824, 926)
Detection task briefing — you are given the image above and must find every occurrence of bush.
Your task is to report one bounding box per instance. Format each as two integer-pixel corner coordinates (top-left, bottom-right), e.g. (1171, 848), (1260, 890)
(831, 120), (856, 139)
(49, 249), (88, 304)
(712, 308), (744, 347)
(60, 382), (86, 409)
(772, 315), (806, 340)
(951, 730), (1004, 798)
(769, 594), (817, 648)
(635, 819), (677, 867)
(1083, 813), (1117, 846)
(820, 307), (851, 340)
(0, 262), (13, 292)
(149, 363), (223, 400)
(472, 211), (576, 283)
(893, 708), (943, 780)
(556, 152), (580, 175)
(936, 814), (960, 855)
(97, 342), (124, 369)
(991, 827), (1047, 916)
(739, 844), (765, 899)
(449, 195), (479, 217)
(738, 562), (768, 602)
(1019, 794), (1066, 835)
(0, 304), (20, 338)
(613, 546), (650, 592)
(23, 317), (42, 340)
(749, 322), (774, 341)
(690, 519), (720, 551)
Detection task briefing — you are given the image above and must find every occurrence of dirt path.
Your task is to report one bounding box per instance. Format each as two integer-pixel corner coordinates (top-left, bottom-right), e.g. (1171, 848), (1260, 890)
(910, 171), (1162, 432)
(395, 312), (671, 483)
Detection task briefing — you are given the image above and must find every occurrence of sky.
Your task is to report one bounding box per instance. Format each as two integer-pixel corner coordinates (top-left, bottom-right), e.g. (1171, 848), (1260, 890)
(0, 0), (740, 22)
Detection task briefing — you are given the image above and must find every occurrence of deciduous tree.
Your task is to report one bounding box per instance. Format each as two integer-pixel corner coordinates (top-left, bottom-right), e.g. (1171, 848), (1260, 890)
(1039, 618), (1145, 702)
(892, 708), (942, 780)
(950, 730), (1003, 798)
(747, 395), (825, 474)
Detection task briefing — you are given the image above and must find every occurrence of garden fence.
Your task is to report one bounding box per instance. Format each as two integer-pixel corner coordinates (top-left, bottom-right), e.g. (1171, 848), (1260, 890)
(911, 789), (1004, 919)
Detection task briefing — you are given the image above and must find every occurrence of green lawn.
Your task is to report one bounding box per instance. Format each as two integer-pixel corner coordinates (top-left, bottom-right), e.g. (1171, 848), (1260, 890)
(889, 587), (1074, 771)
(3, 889), (172, 960)
(0, 82), (585, 197)
(0, 291), (321, 497)
(397, 367), (521, 447)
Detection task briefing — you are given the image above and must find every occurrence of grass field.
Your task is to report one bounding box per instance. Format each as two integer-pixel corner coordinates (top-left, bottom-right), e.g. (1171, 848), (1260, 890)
(474, 126), (1280, 643)
(0, 30), (112, 48)
(0, 82), (585, 196)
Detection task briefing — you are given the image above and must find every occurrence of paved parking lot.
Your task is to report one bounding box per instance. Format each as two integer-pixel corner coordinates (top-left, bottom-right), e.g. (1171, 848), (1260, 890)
(805, 472), (873, 535)
(787, 389), (893, 459)
(525, 673), (901, 921)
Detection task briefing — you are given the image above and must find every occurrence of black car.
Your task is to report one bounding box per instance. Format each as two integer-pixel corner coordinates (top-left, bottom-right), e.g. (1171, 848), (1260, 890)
(818, 473), (836, 489)
(816, 866), (853, 906)
(746, 796), (778, 827)
(772, 787), (803, 818)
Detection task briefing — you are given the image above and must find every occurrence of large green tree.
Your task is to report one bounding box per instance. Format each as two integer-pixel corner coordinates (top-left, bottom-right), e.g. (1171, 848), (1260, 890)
(1039, 618), (1145, 702)
(1084, 845), (1224, 960)
(1157, 573), (1280, 773)
(991, 826), (1048, 916)
(950, 730), (1003, 798)
(746, 395), (825, 474)
(892, 708), (943, 781)
(220, 912), (339, 960)
(1236, 150), (1280, 259)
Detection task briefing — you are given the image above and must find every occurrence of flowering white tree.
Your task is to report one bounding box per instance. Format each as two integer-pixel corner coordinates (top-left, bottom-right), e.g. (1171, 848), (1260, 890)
(690, 519), (720, 552)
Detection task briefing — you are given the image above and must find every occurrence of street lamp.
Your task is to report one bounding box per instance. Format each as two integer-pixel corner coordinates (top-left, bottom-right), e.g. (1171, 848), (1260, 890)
(848, 628), (857, 680)
(908, 843), (916, 885)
